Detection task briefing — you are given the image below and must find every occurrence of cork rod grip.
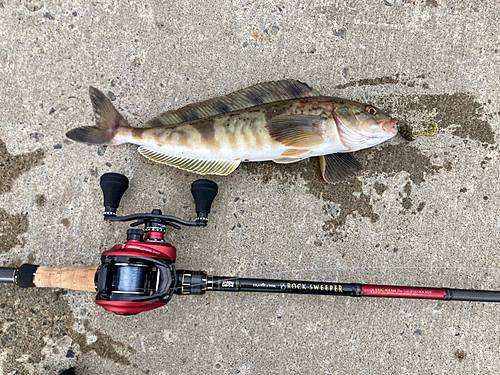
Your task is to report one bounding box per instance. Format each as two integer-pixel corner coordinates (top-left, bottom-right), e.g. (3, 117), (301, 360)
(34, 266), (99, 292)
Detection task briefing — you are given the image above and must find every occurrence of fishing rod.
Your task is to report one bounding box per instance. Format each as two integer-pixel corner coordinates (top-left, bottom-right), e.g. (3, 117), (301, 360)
(1, 173), (500, 316)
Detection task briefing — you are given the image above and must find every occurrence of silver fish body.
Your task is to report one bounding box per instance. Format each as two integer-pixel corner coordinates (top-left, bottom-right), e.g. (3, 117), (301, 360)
(66, 80), (398, 183)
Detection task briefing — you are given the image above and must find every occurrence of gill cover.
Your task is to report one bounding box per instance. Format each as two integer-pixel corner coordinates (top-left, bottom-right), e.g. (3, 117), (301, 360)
(333, 103), (397, 151)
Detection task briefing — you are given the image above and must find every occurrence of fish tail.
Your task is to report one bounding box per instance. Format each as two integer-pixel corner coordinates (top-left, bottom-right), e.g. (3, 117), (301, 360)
(66, 87), (130, 145)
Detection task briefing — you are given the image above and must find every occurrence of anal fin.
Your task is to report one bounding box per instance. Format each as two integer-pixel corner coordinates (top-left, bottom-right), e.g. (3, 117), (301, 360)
(319, 153), (362, 184)
(138, 147), (240, 175)
(273, 157), (307, 164)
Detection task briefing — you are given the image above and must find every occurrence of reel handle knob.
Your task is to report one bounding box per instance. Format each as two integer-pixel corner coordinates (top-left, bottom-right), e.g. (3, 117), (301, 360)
(100, 173), (129, 215)
(191, 180), (218, 222)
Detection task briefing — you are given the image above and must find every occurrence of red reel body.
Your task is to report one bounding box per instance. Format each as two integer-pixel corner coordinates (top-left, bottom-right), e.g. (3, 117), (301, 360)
(102, 234), (177, 260)
(95, 231), (178, 315)
(96, 301), (168, 315)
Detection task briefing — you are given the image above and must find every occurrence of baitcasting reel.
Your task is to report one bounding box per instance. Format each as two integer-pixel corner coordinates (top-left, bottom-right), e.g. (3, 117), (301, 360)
(95, 173), (217, 314)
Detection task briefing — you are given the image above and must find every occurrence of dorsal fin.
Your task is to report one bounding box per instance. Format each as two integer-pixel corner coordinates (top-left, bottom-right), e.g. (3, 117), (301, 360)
(145, 80), (317, 127)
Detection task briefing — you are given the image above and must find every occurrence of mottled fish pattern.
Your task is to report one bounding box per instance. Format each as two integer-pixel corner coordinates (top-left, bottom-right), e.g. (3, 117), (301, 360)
(66, 80), (398, 183)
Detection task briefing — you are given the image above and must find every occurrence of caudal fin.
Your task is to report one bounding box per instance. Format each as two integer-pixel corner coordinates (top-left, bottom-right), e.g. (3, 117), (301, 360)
(66, 87), (129, 145)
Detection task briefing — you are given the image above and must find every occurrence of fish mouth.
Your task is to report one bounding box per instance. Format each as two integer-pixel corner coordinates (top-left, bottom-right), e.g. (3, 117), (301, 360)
(382, 118), (398, 135)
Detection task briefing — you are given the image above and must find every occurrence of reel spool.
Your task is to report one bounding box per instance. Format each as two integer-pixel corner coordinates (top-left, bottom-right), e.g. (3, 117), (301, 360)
(113, 264), (149, 294)
(95, 255), (176, 315)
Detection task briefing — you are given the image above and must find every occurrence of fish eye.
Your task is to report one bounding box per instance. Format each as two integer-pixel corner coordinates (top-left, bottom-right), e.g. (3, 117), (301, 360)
(365, 106), (377, 115)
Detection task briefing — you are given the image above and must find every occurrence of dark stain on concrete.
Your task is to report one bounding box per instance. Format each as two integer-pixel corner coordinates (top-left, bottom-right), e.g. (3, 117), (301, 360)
(0, 208), (29, 253)
(335, 76), (400, 89)
(444, 160), (452, 172)
(61, 218), (70, 227)
(416, 202), (426, 213)
(400, 182), (413, 212)
(401, 197), (413, 211)
(319, 177), (379, 238)
(0, 286), (135, 373)
(403, 182), (412, 196)
(403, 0), (438, 6)
(73, 320), (134, 365)
(97, 146), (107, 156)
(35, 194), (47, 207)
(481, 156), (492, 169)
(242, 142), (443, 240)
(454, 349), (467, 362)
(0, 139), (45, 195)
(335, 74), (428, 90)
(359, 144), (442, 185)
(384, 93), (494, 145)
(322, 144), (442, 238)
(0, 288), (70, 372)
(373, 182), (388, 196)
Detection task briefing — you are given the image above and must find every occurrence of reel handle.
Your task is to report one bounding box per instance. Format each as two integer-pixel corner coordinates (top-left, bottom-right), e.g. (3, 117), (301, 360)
(100, 173), (129, 215)
(191, 180), (218, 221)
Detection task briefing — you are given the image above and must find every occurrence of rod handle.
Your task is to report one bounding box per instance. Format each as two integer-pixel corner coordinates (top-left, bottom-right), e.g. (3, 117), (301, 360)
(34, 266), (99, 292)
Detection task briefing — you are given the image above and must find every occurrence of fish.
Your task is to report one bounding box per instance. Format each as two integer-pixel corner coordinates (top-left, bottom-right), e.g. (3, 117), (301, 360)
(66, 80), (398, 183)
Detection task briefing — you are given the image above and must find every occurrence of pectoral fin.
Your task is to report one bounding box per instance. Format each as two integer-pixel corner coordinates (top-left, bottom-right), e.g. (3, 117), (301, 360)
(266, 115), (324, 147)
(138, 147), (240, 175)
(319, 153), (362, 184)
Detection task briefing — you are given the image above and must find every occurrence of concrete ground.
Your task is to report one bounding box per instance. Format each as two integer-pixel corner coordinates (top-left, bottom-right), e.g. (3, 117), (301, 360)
(1, 0), (500, 373)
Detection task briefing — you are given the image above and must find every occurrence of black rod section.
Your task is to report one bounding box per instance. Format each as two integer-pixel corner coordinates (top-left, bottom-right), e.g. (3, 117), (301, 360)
(0, 268), (16, 284)
(174, 271), (362, 297)
(0, 265), (38, 287)
(444, 289), (500, 302)
(174, 271), (500, 302)
(210, 276), (362, 297)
